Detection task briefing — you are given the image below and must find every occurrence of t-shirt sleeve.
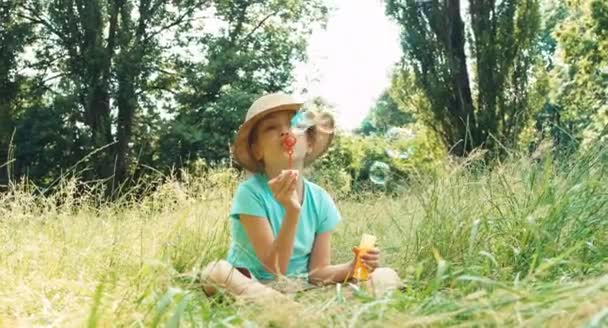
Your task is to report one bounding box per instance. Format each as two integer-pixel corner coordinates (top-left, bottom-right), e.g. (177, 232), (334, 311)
(230, 183), (267, 220)
(316, 190), (342, 234)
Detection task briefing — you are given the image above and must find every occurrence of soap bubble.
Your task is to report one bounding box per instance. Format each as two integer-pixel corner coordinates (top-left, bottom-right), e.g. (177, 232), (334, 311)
(315, 111), (335, 134)
(399, 151), (411, 160)
(290, 105), (335, 135)
(385, 147), (414, 160)
(386, 127), (416, 140)
(369, 161), (391, 185)
(290, 110), (316, 134)
(386, 127), (401, 140)
(385, 148), (399, 159)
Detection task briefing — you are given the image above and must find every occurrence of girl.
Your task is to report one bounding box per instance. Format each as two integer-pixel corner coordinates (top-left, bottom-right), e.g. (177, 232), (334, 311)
(202, 93), (401, 301)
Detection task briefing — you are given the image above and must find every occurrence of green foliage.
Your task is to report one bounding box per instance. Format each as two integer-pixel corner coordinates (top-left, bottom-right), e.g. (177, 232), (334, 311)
(408, 145), (608, 288)
(12, 102), (87, 185)
(1, 0), (607, 200)
(517, 0), (608, 155)
(158, 88), (254, 167)
(358, 90), (415, 136)
(0, 0), (34, 187)
(1, 0), (328, 189)
(549, 0), (608, 148)
(310, 127), (445, 196)
(160, 0), (327, 169)
(385, 0), (542, 156)
(1, 148), (607, 326)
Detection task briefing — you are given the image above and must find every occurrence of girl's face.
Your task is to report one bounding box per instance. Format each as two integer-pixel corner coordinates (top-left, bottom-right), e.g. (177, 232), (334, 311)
(252, 110), (312, 169)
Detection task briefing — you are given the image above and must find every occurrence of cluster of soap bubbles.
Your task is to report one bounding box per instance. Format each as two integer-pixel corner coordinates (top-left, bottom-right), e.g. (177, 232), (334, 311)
(290, 102), (335, 135)
(385, 147), (414, 160)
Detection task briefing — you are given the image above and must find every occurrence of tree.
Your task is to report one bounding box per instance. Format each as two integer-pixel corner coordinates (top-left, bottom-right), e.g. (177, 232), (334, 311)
(521, 0), (572, 152)
(0, 1), (33, 188)
(16, 0), (121, 181)
(12, 0), (327, 189)
(549, 0), (608, 147)
(157, 0), (328, 170)
(112, 0), (211, 183)
(358, 89), (414, 136)
(385, 0), (541, 156)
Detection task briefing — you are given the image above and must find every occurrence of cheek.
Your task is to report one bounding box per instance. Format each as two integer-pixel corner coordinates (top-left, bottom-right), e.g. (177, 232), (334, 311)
(258, 134), (280, 152)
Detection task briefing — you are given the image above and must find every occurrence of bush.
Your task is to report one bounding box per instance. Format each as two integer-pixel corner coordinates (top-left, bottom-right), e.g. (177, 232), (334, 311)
(309, 124), (446, 196)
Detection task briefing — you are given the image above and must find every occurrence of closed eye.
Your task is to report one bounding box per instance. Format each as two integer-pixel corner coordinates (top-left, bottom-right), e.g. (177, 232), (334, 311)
(264, 124), (278, 132)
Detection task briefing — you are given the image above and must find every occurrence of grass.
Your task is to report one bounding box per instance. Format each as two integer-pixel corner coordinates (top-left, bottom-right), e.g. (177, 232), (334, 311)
(0, 146), (607, 327)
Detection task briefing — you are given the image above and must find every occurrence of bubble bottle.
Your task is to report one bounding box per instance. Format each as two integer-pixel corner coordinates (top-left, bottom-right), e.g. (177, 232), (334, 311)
(352, 233), (377, 295)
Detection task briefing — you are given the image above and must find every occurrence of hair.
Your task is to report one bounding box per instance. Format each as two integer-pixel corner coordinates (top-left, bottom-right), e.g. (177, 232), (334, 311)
(247, 112), (318, 173)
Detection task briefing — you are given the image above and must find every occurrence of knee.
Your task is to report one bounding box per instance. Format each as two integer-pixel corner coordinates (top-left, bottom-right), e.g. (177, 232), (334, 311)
(202, 259), (233, 283)
(372, 267), (401, 284)
(370, 267), (403, 297)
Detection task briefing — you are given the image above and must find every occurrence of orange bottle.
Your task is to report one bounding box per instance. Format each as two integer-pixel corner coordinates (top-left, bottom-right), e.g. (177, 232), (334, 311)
(352, 234), (376, 281)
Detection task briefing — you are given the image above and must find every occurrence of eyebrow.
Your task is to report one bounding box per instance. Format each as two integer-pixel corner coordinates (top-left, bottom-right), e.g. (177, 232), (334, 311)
(261, 116), (277, 124)
(260, 114), (282, 124)
(266, 112), (282, 119)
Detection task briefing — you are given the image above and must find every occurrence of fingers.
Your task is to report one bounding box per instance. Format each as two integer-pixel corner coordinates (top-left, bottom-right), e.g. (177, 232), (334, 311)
(271, 170), (290, 183)
(269, 171), (290, 191)
(286, 171), (297, 190)
(277, 171), (297, 195)
(351, 247), (380, 272)
(362, 260), (379, 272)
(268, 171), (298, 205)
(361, 247), (380, 271)
(361, 254), (380, 263)
(353, 247), (378, 257)
(365, 247), (379, 254)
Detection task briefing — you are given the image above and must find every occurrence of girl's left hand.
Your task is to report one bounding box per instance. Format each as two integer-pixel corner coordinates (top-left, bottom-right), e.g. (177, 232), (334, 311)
(352, 247), (381, 273)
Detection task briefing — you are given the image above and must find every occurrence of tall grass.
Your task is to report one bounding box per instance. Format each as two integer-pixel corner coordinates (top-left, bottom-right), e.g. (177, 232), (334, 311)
(0, 146), (607, 327)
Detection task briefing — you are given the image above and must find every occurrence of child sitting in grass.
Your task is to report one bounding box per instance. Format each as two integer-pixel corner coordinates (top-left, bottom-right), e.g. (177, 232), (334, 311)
(202, 92), (402, 301)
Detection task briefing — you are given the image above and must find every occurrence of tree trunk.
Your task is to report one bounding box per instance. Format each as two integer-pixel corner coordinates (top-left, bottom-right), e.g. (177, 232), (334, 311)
(115, 71), (136, 184)
(445, 0), (477, 154)
(114, 0), (147, 185)
(71, 0), (118, 179)
(0, 102), (12, 189)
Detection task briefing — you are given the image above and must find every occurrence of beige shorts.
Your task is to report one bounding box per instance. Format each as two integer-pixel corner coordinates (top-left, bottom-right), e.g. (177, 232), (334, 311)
(261, 276), (319, 294)
(237, 267), (318, 294)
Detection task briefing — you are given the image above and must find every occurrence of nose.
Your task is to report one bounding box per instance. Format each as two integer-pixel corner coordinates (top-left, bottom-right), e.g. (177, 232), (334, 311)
(279, 125), (291, 137)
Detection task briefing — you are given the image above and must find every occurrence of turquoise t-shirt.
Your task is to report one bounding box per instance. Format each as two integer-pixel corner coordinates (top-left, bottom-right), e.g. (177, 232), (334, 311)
(226, 173), (341, 281)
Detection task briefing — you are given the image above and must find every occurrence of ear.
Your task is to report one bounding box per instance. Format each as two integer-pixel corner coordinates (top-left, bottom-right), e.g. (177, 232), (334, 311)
(252, 142), (263, 161)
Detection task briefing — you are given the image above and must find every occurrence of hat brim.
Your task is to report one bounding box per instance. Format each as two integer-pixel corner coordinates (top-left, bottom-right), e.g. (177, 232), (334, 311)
(232, 103), (334, 172)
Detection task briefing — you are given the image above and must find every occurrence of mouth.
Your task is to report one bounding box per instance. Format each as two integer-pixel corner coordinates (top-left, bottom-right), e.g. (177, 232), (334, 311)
(281, 134), (297, 152)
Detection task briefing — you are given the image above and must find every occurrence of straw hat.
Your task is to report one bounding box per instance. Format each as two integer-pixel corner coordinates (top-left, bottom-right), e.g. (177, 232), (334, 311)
(232, 92), (335, 172)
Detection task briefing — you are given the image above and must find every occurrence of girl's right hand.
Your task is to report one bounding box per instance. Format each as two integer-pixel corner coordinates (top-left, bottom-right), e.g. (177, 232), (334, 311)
(268, 170), (300, 212)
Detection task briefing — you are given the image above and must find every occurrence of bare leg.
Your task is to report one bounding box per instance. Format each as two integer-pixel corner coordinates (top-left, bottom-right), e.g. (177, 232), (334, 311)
(369, 267), (403, 297)
(201, 260), (288, 301)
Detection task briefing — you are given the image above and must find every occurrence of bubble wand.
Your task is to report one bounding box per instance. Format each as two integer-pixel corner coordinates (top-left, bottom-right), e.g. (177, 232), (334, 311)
(282, 133), (297, 169)
(282, 111), (307, 169)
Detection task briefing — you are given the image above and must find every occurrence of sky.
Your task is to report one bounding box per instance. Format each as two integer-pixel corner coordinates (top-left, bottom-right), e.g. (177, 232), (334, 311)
(293, 0), (403, 131)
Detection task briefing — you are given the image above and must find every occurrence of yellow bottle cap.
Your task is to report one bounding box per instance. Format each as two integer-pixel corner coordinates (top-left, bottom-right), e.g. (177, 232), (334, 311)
(359, 233), (376, 249)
